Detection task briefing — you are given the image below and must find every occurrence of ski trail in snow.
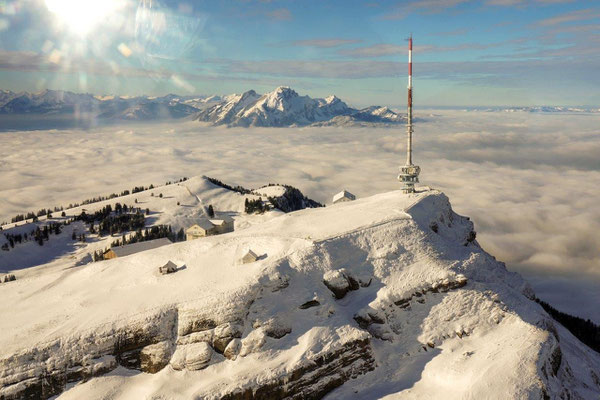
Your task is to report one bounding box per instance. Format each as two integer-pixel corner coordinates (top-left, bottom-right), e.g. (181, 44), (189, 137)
(183, 184), (207, 216)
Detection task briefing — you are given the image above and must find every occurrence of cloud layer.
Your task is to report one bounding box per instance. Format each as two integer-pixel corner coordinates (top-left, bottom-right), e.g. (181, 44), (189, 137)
(0, 111), (598, 321)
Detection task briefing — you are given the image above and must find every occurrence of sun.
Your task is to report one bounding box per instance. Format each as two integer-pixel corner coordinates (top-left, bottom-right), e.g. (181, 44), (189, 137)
(44, 0), (122, 35)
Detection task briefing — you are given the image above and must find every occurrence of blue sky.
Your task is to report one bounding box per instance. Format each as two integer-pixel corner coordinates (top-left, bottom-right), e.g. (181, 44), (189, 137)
(0, 0), (598, 107)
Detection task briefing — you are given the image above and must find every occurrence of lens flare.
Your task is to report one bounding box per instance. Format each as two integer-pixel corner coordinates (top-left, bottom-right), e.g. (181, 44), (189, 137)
(44, 0), (122, 35)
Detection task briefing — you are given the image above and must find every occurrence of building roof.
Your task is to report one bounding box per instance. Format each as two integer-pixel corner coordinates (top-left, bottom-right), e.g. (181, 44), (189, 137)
(160, 261), (177, 272)
(187, 219), (216, 232)
(332, 190), (356, 203)
(210, 215), (234, 224)
(243, 249), (258, 260)
(109, 238), (172, 258)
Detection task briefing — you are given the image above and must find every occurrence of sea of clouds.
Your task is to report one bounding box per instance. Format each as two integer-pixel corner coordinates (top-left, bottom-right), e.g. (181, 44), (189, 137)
(0, 110), (598, 322)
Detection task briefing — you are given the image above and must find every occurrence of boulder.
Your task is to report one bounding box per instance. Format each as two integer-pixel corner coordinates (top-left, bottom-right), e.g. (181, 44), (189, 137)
(262, 317), (292, 339)
(212, 323), (243, 353)
(223, 338), (242, 360)
(170, 342), (213, 371)
(323, 269), (359, 299)
(140, 341), (173, 373)
(239, 329), (267, 357)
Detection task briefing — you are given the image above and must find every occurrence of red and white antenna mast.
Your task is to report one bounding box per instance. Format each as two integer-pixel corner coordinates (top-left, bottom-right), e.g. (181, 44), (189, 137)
(407, 35), (413, 165)
(398, 34), (420, 193)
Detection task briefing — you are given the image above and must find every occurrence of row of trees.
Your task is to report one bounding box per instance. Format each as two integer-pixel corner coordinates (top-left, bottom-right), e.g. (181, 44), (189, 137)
(76, 204), (146, 236)
(536, 298), (600, 353)
(206, 176), (253, 195)
(245, 198), (269, 214)
(2, 222), (65, 250)
(10, 208), (58, 223)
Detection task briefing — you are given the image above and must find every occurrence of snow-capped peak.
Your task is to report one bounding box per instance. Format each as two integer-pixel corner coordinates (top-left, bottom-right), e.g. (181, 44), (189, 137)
(193, 86), (401, 127)
(325, 95), (341, 104)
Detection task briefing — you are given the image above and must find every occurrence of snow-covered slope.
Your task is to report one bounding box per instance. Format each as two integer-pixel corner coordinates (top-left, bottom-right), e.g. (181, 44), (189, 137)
(193, 86), (404, 127)
(0, 176), (323, 276)
(0, 90), (18, 107)
(1, 188), (598, 399)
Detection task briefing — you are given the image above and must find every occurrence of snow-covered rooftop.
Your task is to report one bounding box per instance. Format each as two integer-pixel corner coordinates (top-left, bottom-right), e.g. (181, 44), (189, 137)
(109, 237), (172, 258)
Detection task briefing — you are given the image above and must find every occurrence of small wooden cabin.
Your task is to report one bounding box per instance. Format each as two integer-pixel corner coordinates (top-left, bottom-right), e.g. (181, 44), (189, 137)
(332, 190), (356, 204)
(159, 261), (177, 275)
(241, 249), (259, 264)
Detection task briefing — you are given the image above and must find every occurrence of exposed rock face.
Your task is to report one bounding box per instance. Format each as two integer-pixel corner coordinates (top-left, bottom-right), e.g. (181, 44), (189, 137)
(220, 333), (375, 400)
(299, 300), (320, 309)
(212, 323), (244, 353)
(0, 308), (178, 399)
(323, 269), (360, 299)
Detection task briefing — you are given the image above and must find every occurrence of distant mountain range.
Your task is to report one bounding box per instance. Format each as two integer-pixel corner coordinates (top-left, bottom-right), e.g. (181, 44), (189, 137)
(192, 86), (404, 127)
(0, 89), (215, 121)
(2, 88), (596, 128)
(0, 87), (404, 127)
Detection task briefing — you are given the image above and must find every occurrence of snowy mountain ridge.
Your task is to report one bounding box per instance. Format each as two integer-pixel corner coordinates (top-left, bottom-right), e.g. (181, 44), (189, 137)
(0, 184), (599, 399)
(193, 86), (404, 127)
(0, 87), (404, 126)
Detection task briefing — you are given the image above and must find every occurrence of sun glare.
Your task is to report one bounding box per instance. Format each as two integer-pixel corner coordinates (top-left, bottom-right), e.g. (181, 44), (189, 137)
(44, 0), (122, 35)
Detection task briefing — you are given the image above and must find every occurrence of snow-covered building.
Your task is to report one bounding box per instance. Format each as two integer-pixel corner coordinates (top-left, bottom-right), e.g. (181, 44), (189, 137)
(209, 216), (234, 234)
(332, 190), (356, 204)
(103, 238), (172, 259)
(186, 216), (234, 240)
(241, 249), (259, 264)
(159, 261), (177, 275)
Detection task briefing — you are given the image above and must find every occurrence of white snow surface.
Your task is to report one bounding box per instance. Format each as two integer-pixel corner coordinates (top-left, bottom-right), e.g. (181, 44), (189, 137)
(1, 188), (598, 399)
(0, 176), (282, 276)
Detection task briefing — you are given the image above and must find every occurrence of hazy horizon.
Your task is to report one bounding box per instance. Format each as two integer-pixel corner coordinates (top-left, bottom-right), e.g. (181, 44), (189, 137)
(1, 1), (599, 108)
(2, 86), (600, 111)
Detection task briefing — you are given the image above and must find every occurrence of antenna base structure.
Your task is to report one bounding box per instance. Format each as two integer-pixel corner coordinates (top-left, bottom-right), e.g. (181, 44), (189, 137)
(399, 164), (420, 194)
(398, 34), (420, 194)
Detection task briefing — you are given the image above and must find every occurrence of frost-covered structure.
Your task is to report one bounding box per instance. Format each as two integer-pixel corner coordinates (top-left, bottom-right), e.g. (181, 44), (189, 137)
(0, 189), (599, 399)
(332, 190), (356, 204)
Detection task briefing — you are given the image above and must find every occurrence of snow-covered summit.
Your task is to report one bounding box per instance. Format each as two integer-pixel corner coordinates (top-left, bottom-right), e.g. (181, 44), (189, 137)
(1, 188), (598, 399)
(193, 86), (403, 127)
